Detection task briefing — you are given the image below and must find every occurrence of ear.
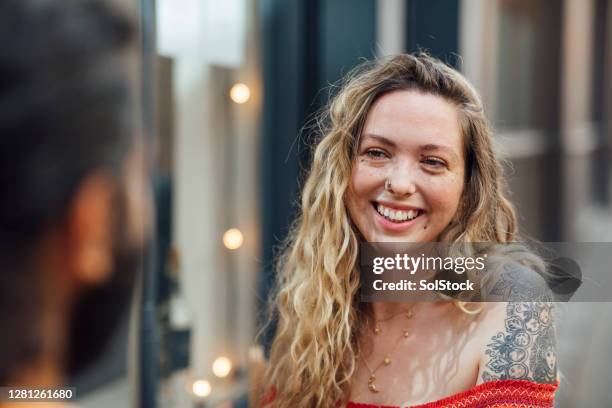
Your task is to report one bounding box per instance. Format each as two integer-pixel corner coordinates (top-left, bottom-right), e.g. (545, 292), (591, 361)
(65, 172), (117, 286)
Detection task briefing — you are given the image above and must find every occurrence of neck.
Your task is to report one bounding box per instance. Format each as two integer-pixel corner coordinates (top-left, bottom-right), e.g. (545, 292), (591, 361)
(2, 349), (67, 408)
(369, 302), (416, 320)
(7, 245), (72, 388)
(7, 358), (64, 387)
(1, 303), (70, 408)
(7, 300), (69, 387)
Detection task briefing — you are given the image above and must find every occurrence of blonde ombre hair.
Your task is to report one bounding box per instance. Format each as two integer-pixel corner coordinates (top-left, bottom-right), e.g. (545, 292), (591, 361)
(263, 53), (519, 407)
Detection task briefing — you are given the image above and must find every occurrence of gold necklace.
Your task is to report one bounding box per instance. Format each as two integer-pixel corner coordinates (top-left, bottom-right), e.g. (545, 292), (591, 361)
(362, 307), (415, 393)
(373, 308), (414, 334)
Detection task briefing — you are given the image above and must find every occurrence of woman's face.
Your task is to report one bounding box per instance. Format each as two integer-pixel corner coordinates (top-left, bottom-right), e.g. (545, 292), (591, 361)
(345, 89), (465, 243)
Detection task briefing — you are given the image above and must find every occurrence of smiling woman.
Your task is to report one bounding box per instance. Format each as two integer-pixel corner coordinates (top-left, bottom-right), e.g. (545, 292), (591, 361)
(262, 53), (558, 408)
(346, 90), (465, 243)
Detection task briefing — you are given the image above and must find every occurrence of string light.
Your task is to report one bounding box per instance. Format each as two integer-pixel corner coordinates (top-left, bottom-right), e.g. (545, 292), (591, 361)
(192, 380), (211, 398)
(223, 228), (243, 250)
(229, 83), (250, 104)
(212, 356), (233, 378)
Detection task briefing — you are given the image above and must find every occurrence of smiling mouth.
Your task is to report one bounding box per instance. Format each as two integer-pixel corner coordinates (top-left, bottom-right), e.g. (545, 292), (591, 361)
(372, 202), (423, 223)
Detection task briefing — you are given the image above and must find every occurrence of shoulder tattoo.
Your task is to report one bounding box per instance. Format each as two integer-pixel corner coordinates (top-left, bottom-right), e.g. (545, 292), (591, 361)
(481, 302), (557, 384)
(488, 263), (553, 302)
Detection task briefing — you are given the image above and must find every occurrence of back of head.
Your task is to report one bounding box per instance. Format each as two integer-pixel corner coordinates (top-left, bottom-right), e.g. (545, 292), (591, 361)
(0, 0), (135, 383)
(0, 0), (134, 249)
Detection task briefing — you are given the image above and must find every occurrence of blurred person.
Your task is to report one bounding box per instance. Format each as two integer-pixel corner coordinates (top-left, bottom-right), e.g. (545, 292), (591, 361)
(0, 0), (151, 404)
(262, 54), (558, 407)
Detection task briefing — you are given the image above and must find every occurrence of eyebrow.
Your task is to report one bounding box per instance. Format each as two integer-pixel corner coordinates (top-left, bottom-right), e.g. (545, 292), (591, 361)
(361, 133), (397, 148)
(421, 144), (459, 159)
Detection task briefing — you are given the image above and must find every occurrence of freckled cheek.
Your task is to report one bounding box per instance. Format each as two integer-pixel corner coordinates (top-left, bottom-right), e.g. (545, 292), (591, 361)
(423, 176), (464, 217)
(350, 164), (384, 199)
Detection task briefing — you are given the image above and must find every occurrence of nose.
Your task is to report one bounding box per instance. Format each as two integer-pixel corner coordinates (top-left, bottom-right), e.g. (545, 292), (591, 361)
(386, 162), (417, 196)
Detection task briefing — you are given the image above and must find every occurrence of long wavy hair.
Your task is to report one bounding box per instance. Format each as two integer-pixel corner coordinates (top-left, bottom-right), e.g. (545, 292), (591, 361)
(263, 53), (519, 407)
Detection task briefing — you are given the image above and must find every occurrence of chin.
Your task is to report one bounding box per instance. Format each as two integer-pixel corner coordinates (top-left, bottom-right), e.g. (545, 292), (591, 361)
(364, 221), (442, 243)
(369, 232), (414, 243)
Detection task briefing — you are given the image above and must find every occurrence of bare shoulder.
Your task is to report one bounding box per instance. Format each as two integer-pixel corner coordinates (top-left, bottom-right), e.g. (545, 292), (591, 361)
(484, 261), (552, 302)
(475, 301), (557, 385)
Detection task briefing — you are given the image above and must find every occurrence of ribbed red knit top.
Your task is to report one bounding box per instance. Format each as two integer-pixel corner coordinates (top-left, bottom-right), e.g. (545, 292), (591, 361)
(264, 380), (558, 407)
(346, 380), (558, 408)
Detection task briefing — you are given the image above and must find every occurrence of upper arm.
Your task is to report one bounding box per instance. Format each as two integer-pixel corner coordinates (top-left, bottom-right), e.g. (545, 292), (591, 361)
(476, 301), (557, 385)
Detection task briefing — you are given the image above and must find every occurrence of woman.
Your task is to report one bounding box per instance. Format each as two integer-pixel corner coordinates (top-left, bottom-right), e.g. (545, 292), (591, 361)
(262, 53), (558, 407)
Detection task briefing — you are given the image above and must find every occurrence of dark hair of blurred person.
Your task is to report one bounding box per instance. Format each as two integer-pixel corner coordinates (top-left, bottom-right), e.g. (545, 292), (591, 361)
(0, 0), (152, 390)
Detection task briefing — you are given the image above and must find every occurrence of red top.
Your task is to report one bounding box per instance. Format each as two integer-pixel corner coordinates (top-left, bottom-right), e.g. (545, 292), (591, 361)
(346, 380), (558, 408)
(264, 380), (558, 408)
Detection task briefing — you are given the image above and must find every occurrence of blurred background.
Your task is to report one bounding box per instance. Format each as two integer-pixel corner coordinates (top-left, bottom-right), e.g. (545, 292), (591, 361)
(78, 0), (612, 407)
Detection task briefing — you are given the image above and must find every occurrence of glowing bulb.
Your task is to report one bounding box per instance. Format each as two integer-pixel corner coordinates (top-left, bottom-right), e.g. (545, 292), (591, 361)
(212, 356), (233, 378)
(229, 83), (250, 104)
(223, 228), (243, 250)
(192, 380), (211, 398)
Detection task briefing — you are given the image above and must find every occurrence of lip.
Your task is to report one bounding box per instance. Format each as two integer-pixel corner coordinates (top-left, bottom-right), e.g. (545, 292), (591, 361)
(371, 202), (424, 233)
(374, 200), (424, 212)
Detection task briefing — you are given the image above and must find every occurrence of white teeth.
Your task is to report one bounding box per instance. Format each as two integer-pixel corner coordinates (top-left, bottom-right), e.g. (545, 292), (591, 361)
(376, 203), (420, 222)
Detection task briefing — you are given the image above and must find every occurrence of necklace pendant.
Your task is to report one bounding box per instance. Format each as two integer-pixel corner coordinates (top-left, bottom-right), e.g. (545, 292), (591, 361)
(383, 356), (391, 365)
(368, 381), (379, 393)
(374, 324), (381, 334)
(403, 330), (410, 338)
(368, 375), (375, 383)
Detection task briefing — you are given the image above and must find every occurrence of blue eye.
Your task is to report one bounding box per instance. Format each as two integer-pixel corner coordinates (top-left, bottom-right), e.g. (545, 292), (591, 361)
(364, 149), (388, 159)
(422, 157), (447, 168)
